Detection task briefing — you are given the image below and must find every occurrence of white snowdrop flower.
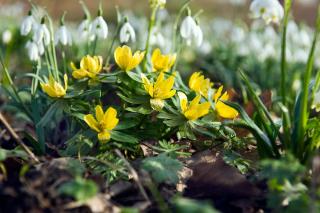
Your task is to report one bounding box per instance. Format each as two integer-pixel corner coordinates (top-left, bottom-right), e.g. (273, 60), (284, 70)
(250, 0), (284, 24)
(180, 16), (197, 40)
(38, 41), (45, 56)
(119, 21), (136, 43)
(180, 16), (203, 47)
(91, 16), (108, 39)
(33, 23), (51, 46)
(20, 12), (36, 36)
(78, 18), (93, 40)
(26, 41), (40, 61)
(194, 24), (203, 47)
(55, 25), (72, 46)
(150, 29), (165, 48)
(2, 30), (12, 44)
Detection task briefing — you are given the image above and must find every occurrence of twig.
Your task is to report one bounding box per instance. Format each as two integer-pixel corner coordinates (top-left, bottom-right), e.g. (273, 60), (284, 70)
(114, 149), (151, 203)
(0, 112), (40, 163)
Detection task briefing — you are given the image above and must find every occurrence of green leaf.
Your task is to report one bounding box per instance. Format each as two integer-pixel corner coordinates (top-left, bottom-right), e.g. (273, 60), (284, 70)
(173, 197), (220, 213)
(125, 105), (153, 114)
(37, 101), (62, 127)
(114, 118), (140, 130)
(224, 101), (275, 158)
(111, 131), (138, 144)
(58, 177), (98, 202)
(142, 153), (183, 184)
(0, 149), (7, 161)
(117, 92), (149, 104)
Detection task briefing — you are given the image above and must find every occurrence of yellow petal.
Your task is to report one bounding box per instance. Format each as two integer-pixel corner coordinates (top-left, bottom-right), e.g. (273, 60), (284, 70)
(41, 83), (59, 98)
(114, 45), (132, 71)
(70, 62), (78, 71)
(84, 114), (100, 132)
(102, 107), (119, 130)
(95, 105), (104, 122)
(178, 92), (188, 112)
(214, 86), (224, 102)
(141, 73), (154, 97)
(72, 69), (88, 79)
(216, 102), (238, 119)
(63, 74), (68, 91)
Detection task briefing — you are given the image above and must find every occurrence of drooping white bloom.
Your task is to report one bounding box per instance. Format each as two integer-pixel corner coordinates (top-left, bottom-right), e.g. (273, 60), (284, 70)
(2, 30), (12, 44)
(55, 25), (72, 46)
(180, 16), (203, 47)
(91, 16), (108, 39)
(26, 41), (40, 61)
(250, 0), (284, 24)
(38, 41), (45, 56)
(150, 29), (165, 48)
(119, 22), (136, 43)
(20, 14), (36, 36)
(78, 18), (93, 41)
(33, 23), (51, 46)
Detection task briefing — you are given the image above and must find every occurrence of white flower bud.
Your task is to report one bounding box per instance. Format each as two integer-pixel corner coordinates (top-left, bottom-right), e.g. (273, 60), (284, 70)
(91, 16), (108, 39)
(33, 23), (51, 46)
(55, 25), (72, 46)
(26, 41), (40, 61)
(78, 19), (92, 40)
(180, 16), (203, 47)
(119, 22), (136, 43)
(2, 30), (12, 44)
(20, 15), (36, 36)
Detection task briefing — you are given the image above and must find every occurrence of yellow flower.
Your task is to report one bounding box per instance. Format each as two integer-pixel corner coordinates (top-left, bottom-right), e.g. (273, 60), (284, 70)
(178, 92), (210, 121)
(71, 55), (103, 79)
(189, 72), (213, 98)
(84, 106), (119, 142)
(151, 48), (176, 72)
(114, 45), (145, 71)
(214, 86), (238, 119)
(141, 72), (176, 111)
(40, 74), (68, 98)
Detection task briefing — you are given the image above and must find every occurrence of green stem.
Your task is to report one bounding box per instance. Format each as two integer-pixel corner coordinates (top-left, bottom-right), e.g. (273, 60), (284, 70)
(105, 21), (122, 69)
(172, 0), (191, 52)
(142, 7), (158, 72)
(0, 52), (32, 119)
(92, 36), (98, 55)
(280, 0), (292, 143)
(295, 5), (320, 158)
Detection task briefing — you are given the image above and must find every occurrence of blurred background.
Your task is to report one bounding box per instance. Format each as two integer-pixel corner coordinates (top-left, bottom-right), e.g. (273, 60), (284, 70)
(0, 0), (318, 24)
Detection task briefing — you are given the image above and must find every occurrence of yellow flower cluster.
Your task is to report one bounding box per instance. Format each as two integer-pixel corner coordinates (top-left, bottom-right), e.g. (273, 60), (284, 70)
(40, 44), (238, 143)
(188, 72), (238, 119)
